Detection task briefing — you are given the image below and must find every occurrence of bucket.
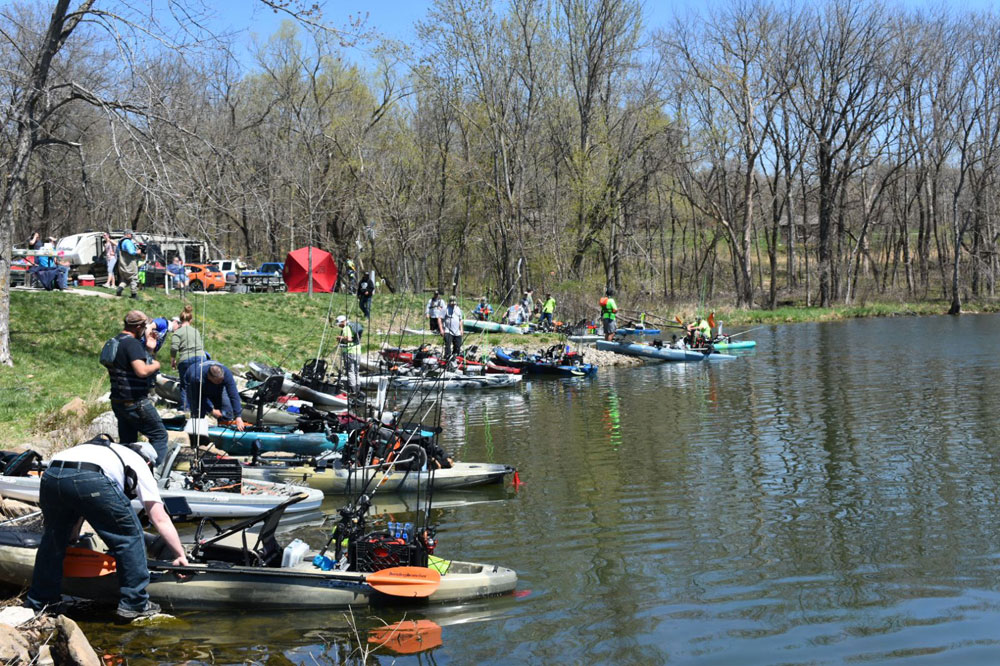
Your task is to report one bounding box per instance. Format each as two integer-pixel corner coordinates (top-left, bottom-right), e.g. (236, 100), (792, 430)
(282, 538), (310, 568)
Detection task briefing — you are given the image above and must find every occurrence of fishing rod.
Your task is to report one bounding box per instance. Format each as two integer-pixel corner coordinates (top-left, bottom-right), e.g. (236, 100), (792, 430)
(721, 326), (764, 338)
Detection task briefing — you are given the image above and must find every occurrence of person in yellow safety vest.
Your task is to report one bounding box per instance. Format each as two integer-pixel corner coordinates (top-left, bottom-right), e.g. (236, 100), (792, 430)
(686, 317), (712, 346)
(335, 314), (362, 393)
(539, 294), (556, 330)
(600, 288), (618, 341)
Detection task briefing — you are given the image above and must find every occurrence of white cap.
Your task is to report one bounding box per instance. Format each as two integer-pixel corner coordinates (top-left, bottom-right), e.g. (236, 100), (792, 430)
(335, 315), (347, 324)
(126, 441), (159, 463)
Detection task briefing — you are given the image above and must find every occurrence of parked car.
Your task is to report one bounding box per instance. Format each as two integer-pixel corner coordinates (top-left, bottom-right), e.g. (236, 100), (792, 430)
(257, 262), (284, 275)
(184, 263), (227, 291)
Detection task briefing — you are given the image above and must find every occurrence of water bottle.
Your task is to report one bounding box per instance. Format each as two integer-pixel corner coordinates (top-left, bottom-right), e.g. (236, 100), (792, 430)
(402, 522), (413, 542)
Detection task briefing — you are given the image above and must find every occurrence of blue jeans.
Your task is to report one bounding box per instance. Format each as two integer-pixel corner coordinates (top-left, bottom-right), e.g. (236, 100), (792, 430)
(27, 468), (150, 612)
(112, 398), (168, 465)
(539, 312), (553, 328)
(56, 265), (69, 290)
(176, 356), (206, 411)
(359, 295), (372, 318)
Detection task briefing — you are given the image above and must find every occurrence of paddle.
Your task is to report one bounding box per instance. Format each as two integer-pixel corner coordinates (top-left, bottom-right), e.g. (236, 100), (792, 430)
(62, 548), (442, 598)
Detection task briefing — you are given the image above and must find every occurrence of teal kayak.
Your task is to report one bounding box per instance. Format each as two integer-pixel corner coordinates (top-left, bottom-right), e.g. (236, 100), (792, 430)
(710, 339), (756, 350)
(463, 319), (526, 335)
(163, 419), (348, 456)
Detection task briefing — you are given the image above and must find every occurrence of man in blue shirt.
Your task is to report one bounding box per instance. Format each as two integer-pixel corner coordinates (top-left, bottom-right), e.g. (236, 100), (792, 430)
(116, 230), (143, 299)
(184, 361), (245, 430)
(166, 256), (188, 292)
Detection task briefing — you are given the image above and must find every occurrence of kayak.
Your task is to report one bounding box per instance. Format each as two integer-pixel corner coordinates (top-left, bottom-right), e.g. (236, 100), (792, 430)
(359, 373), (522, 390)
(243, 458), (515, 494)
(710, 339), (757, 350)
(381, 348), (521, 375)
(566, 334), (601, 343)
(247, 361), (350, 411)
(154, 374), (302, 426)
(462, 319), (526, 335)
(209, 426), (347, 456)
(0, 504), (516, 610)
(492, 347), (597, 377)
(617, 328), (661, 336)
(0, 470), (324, 519)
(595, 339), (735, 362)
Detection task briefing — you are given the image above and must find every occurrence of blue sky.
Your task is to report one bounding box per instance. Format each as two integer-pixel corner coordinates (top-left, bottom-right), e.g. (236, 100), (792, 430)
(214, 0), (998, 68)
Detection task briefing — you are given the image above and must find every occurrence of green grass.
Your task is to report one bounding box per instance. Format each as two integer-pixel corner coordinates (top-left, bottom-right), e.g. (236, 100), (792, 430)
(0, 289), (555, 444)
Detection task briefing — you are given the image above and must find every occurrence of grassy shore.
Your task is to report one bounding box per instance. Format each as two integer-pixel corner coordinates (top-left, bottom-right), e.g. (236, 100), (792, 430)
(0, 287), (993, 445)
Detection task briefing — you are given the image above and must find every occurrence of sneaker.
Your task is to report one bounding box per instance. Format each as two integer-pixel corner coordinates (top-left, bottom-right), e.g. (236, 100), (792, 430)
(115, 286), (123, 297)
(116, 600), (162, 621)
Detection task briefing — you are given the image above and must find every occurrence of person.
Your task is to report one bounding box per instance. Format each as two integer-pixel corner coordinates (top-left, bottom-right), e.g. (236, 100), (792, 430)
(686, 316), (712, 347)
(357, 271), (375, 319)
(426, 291), (445, 334)
(539, 293), (556, 330)
(345, 259), (358, 293)
(25, 436), (188, 620)
(171, 305), (206, 411)
(503, 302), (526, 326)
(600, 288), (618, 341)
(105, 310), (169, 466)
(27, 231), (42, 251)
(473, 297), (492, 321)
(185, 361), (245, 429)
(147, 316), (179, 354)
(520, 290), (535, 323)
(442, 296), (464, 360)
(116, 230), (143, 299)
(335, 315), (361, 393)
(166, 256), (188, 292)
(103, 232), (117, 288)
(55, 257), (71, 290)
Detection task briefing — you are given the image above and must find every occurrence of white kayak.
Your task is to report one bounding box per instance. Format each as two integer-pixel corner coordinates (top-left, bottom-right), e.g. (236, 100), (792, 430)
(247, 361), (349, 411)
(0, 467), (324, 519)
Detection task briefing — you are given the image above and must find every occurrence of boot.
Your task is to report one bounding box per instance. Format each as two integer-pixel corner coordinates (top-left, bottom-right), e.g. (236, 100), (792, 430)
(116, 286), (123, 297)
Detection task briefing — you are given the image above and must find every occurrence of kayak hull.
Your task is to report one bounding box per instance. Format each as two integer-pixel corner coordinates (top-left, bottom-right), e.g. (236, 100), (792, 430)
(462, 319), (525, 335)
(492, 348), (597, 377)
(0, 539), (516, 610)
(358, 374), (522, 390)
(711, 339), (757, 350)
(243, 460), (514, 494)
(207, 426), (347, 456)
(0, 473), (324, 519)
(595, 340), (735, 362)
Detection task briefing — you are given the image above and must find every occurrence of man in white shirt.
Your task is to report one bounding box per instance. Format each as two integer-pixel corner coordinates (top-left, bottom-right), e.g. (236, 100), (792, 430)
(26, 436), (188, 620)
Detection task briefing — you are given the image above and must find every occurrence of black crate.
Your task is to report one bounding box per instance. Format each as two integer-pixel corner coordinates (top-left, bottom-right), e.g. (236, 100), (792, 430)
(350, 535), (428, 572)
(194, 456), (242, 493)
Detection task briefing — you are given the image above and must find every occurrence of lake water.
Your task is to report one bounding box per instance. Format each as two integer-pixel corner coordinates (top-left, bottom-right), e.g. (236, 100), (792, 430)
(81, 314), (1000, 663)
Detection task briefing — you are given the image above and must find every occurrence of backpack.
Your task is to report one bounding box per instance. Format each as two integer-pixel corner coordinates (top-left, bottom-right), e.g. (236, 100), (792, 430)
(349, 321), (364, 339)
(99, 335), (121, 368)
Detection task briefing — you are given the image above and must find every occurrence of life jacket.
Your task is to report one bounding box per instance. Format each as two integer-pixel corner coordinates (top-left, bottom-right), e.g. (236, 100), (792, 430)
(104, 333), (136, 397)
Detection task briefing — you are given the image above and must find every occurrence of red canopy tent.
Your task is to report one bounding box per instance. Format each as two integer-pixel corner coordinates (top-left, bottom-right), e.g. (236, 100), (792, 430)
(283, 246), (338, 293)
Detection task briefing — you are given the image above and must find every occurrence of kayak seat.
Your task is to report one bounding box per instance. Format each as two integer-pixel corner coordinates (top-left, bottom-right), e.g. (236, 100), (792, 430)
(191, 492), (308, 567)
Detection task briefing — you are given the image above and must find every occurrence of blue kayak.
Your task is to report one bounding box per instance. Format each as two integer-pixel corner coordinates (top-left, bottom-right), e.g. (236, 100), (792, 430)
(163, 418), (347, 456)
(492, 347), (597, 376)
(595, 340), (735, 362)
(710, 339), (756, 350)
(617, 327), (661, 336)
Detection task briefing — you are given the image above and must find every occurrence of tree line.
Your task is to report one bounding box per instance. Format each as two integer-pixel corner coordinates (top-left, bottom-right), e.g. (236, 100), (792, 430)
(2, 0), (999, 362)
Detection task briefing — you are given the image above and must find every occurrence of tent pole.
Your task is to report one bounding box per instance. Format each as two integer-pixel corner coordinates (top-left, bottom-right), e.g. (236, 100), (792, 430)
(308, 245), (313, 297)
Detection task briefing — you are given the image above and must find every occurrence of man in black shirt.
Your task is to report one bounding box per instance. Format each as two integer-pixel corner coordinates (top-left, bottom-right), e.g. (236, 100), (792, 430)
(357, 272), (375, 319)
(107, 310), (169, 467)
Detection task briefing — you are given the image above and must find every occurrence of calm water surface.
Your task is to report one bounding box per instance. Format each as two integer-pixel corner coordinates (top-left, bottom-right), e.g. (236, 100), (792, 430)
(82, 314), (1000, 664)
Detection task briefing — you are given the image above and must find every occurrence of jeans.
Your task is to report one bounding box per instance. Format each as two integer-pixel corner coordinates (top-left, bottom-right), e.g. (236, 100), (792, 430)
(539, 312), (553, 328)
(342, 350), (360, 392)
(112, 398), (168, 466)
(27, 468), (150, 612)
(190, 387), (236, 420)
(443, 333), (462, 359)
(176, 356), (206, 411)
(56, 265), (69, 290)
(359, 295), (371, 319)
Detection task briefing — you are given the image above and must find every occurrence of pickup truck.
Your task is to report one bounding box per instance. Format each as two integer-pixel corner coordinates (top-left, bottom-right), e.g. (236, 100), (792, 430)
(235, 262), (285, 292)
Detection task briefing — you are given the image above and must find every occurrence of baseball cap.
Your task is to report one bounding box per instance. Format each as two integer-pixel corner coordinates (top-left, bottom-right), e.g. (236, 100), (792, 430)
(125, 441), (159, 464)
(449, 296), (457, 303)
(124, 310), (148, 327)
(336, 315), (347, 324)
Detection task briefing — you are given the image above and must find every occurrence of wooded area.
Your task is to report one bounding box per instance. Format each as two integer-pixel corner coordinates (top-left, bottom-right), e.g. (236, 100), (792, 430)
(3, 0), (1000, 363)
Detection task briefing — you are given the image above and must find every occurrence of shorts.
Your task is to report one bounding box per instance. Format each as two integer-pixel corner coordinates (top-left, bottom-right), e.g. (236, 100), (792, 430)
(602, 318), (617, 335)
